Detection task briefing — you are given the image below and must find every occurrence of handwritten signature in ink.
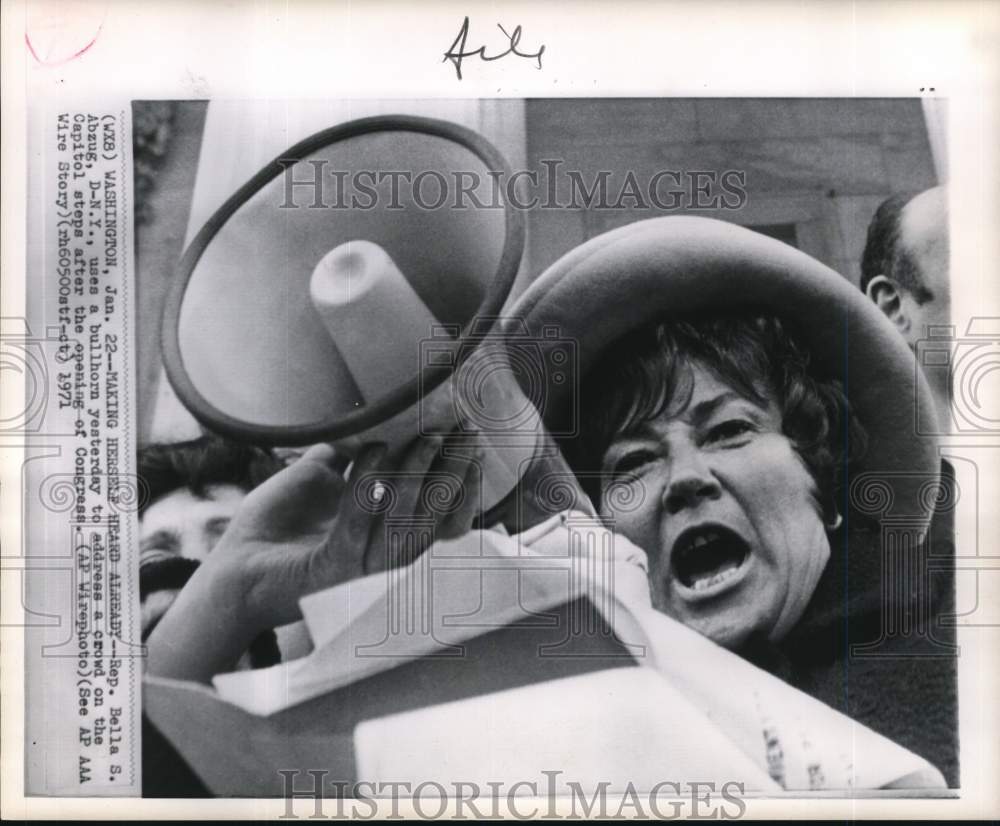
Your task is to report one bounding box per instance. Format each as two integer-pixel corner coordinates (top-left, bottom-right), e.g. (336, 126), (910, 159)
(443, 16), (545, 81)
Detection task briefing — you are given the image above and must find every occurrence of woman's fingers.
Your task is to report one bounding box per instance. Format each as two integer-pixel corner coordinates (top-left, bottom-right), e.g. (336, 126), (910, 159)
(377, 435), (445, 569)
(445, 452), (485, 539)
(395, 435), (446, 515)
(237, 442), (349, 539)
(298, 441), (352, 474)
(432, 436), (485, 540)
(314, 433), (503, 581)
(327, 442), (389, 576)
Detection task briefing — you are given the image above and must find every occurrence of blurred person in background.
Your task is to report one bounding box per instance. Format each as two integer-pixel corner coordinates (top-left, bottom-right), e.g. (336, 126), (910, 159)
(861, 186), (951, 429)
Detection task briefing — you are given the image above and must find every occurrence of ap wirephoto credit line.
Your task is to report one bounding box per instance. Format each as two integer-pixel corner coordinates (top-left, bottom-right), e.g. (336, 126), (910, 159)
(22, 104), (141, 796)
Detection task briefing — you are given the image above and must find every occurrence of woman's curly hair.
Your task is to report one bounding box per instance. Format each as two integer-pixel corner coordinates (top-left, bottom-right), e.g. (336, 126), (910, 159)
(559, 313), (868, 525)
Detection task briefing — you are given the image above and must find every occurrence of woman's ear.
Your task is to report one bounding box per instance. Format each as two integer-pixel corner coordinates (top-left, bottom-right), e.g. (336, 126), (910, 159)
(865, 275), (911, 336)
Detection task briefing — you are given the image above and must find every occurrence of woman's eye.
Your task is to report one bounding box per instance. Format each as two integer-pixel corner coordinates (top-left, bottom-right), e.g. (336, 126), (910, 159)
(609, 450), (656, 479)
(706, 419), (755, 445)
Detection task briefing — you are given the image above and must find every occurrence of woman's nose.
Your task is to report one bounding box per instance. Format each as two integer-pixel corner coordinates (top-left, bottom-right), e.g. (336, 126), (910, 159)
(662, 448), (721, 514)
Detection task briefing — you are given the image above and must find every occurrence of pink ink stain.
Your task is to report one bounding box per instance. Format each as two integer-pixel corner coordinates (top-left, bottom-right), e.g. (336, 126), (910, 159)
(25, 1), (106, 67)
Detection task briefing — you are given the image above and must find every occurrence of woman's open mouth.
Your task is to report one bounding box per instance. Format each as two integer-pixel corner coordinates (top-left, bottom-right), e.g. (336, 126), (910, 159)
(670, 524), (752, 599)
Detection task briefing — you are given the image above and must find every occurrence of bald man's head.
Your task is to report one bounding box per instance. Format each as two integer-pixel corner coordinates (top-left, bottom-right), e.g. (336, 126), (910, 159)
(861, 186), (951, 427)
(861, 186), (950, 350)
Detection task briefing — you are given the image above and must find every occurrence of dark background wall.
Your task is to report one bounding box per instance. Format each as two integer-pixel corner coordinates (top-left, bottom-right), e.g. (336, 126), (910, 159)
(524, 98), (937, 285)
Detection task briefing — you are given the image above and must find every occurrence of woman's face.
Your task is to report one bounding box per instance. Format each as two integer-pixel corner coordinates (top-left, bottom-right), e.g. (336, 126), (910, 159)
(598, 362), (831, 650)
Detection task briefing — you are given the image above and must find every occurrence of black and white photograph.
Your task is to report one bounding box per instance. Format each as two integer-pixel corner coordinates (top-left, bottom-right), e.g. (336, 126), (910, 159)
(125, 97), (959, 803)
(4, 2), (999, 821)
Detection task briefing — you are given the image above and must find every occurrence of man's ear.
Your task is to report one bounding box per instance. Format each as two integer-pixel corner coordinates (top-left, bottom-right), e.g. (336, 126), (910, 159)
(865, 275), (911, 336)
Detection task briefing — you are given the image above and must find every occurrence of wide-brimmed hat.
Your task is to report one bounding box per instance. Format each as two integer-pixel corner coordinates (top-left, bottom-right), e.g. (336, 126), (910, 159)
(510, 216), (941, 531)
